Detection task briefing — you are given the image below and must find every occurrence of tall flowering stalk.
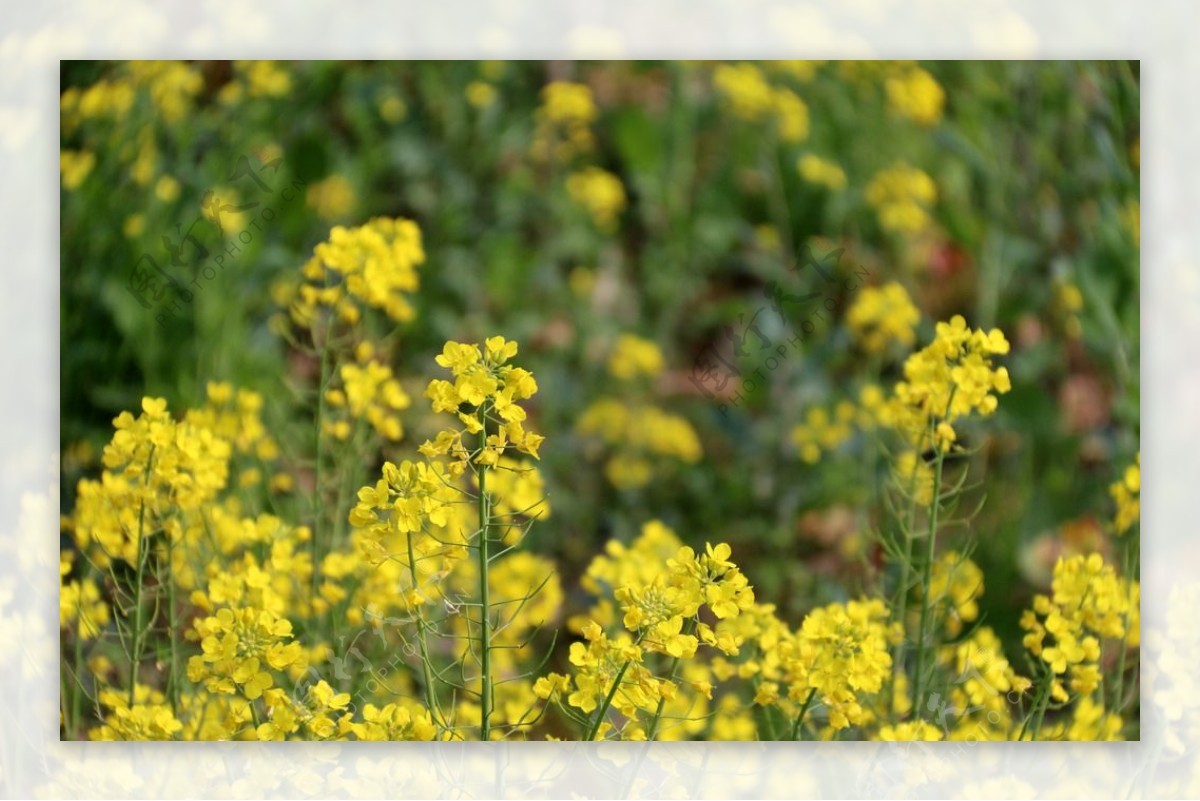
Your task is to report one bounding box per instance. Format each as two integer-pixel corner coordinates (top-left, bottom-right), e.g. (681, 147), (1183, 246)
(422, 338), (543, 739)
(348, 337), (544, 740)
(283, 217), (426, 603)
(879, 315), (1011, 719)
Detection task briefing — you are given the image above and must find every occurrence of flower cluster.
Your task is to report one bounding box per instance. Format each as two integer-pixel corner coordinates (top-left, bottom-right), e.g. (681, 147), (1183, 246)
(60, 150), (95, 190)
(885, 65), (946, 126)
(291, 217), (426, 325)
(797, 153), (847, 192)
(420, 337), (544, 470)
(186, 607), (305, 700)
(768, 598), (895, 731)
(865, 162), (938, 234)
(790, 401), (857, 465)
(883, 315), (1011, 451)
(306, 173), (357, 221)
(566, 167), (627, 231)
(1021, 553), (1139, 700)
(712, 63), (810, 143)
(324, 341), (411, 442)
(607, 333), (665, 381)
(936, 627), (1031, 739)
(218, 60), (293, 103)
(572, 520), (685, 633)
(892, 450), (936, 506)
(59, 555), (110, 640)
(540, 539), (753, 740)
(73, 398), (231, 566)
(89, 687), (184, 741)
(577, 399), (702, 489)
(1110, 452), (1140, 535)
(1054, 279), (1085, 339)
(531, 81), (597, 162)
(846, 281), (921, 354)
(184, 382), (284, 491)
(878, 721), (943, 741)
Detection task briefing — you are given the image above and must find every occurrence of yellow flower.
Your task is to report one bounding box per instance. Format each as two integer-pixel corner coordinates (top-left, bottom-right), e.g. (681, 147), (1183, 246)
(187, 606), (303, 700)
(1054, 280), (1085, 339)
(927, 551), (983, 637)
(713, 63), (774, 120)
(866, 162), (937, 235)
(126, 61), (204, 122)
(290, 217), (425, 325)
(881, 315), (1011, 452)
(89, 695), (183, 741)
(783, 598), (893, 730)
(306, 174), (357, 220)
(237, 60), (292, 97)
(577, 398), (701, 490)
(607, 334), (665, 380)
(60, 150), (96, 190)
(797, 154), (847, 192)
(893, 450), (934, 505)
(885, 65), (945, 126)
(566, 167), (626, 231)
(155, 175), (180, 203)
(59, 563), (110, 640)
(877, 721), (943, 741)
(1110, 452), (1140, 535)
(1021, 553), (1136, 698)
(847, 282), (921, 353)
(378, 92), (407, 123)
(790, 401), (857, 464)
(466, 81), (496, 108)
(123, 214), (145, 238)
(323, 342), (410, 442)
(421, 339), (543, 467)
(713, 63), (809, 142)
(772, 88), (810, 143)
(531, 81), (596, 161)
(73, 397), (231, 567)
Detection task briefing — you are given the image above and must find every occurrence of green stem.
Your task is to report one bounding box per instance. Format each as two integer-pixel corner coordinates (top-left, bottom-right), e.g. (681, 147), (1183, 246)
(312, 325), (332, 605)
(644, 618), (697, 741)
(1019, 664), (1053, 741)
(71, 629), (84, 737)
(128, 446), (155, 709)
(406, 529), (444, 732)
(584, 658), (635, 742)
(167, 532), (180, 711)
(911, 444), (947, 721)
(889, 461), (922, 723)
(790, 687), (818, 741)
(1111, 528), (1138, 713)
(477, 408), (493, 741)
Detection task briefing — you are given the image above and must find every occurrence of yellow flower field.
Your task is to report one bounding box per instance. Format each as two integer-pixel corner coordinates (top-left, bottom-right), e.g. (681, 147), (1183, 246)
(59, 60), (1140, 741)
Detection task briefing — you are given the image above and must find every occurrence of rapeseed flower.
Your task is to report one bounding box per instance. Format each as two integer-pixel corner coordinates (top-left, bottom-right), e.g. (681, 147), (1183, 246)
(846, 282), (921, 353)
(292, 217), (425, 325)
(531, 81), (596, 161)
(885, 65), (945, 126)
(566, 167), (626, 231)
(1110, 452), (1140, 535)
(797, 153), (847, 191)
(882, 315), (1011, 451)
(866, 162), (937, 235)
